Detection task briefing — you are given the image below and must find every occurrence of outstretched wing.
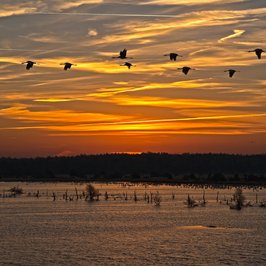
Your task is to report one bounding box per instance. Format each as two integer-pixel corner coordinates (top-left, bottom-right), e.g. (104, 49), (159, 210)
(120, 49), (127, 58)
(255, 50), (262, 59)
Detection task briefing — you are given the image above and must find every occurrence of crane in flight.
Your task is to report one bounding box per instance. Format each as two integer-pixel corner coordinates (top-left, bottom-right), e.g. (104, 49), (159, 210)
(177, 66), (195, 75)
(164, 53), (182, 61)
(120, 62), (135, 69)
(224, 69), (238, 78)
(60, 62), (76, 70)
(22, 61), (36, 70)
(248, 48), (264, 59)
(113, 49), (132, 59)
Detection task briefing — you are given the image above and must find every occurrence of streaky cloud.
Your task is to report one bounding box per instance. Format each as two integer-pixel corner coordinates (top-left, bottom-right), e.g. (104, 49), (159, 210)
(26, 11), (185, 18)
(50, 113), (266, 126)
(219, 29), (246, 43)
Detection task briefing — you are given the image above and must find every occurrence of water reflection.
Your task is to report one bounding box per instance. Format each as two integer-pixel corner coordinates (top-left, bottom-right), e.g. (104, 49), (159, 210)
(0, 182), (265, 265)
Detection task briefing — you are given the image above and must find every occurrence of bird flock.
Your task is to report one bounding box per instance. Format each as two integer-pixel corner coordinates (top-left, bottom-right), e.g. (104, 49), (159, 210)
(20, 48), (264, 78)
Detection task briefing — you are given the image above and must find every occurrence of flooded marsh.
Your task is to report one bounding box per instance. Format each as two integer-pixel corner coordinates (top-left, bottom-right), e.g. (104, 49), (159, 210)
(0, 182), (265, 265)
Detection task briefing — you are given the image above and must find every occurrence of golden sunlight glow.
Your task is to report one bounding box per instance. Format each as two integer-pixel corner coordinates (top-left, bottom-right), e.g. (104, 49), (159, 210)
(0, 104), (132, 123)
(0, 0), (266, 155)
(34, 98), (79, 103)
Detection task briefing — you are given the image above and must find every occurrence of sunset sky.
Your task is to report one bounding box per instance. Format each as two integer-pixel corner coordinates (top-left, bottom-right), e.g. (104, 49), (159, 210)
(0, 0), (265, 157)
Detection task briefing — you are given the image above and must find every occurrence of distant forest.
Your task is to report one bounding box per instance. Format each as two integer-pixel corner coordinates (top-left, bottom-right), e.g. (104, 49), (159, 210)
(0, 153), (266, 185)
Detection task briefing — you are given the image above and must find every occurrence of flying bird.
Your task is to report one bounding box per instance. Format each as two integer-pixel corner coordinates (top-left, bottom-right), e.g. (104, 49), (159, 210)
(248, 48), (264, 59)
(177, 66), (195, 75)
(113, 49), (132, 59)
(22, 61), (36, 70)
(224, 69), (238, 78)
(120, 62), (135, 69)
(164, 53), (182, 61)
(60, 62), (76, 70)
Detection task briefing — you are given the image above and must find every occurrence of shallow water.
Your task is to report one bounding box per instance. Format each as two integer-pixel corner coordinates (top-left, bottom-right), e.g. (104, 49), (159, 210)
(0, 182), (265, 265)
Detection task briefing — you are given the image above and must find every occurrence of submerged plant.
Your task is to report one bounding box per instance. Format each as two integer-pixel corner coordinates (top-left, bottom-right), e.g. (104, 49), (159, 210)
(154, 192), (161, 206)
(9, 186), (23, 195)
(230, 188), (245, 210)
(86, 184), (100, 201)
(186, 194), (197, 208)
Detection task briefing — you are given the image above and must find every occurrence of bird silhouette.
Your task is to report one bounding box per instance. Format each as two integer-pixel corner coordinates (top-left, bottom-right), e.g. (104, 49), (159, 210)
(224, 69), (238, 78)
(113, 49), (132, 59)
(164, 53), (182, 61)
(248, 48), (264, 59)
(22, 61), (36, 70)
(177, 66), (194, 75)
(60, 62), (76, 70)
(120, 62), (135, 69)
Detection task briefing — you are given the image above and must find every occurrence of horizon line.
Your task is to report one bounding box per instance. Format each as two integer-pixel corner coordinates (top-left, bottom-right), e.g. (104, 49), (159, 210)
(1, 152), (266, 159)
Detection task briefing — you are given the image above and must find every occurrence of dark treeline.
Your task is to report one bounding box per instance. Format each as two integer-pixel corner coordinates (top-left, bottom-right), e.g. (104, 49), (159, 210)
(0, 153), (266, 184)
